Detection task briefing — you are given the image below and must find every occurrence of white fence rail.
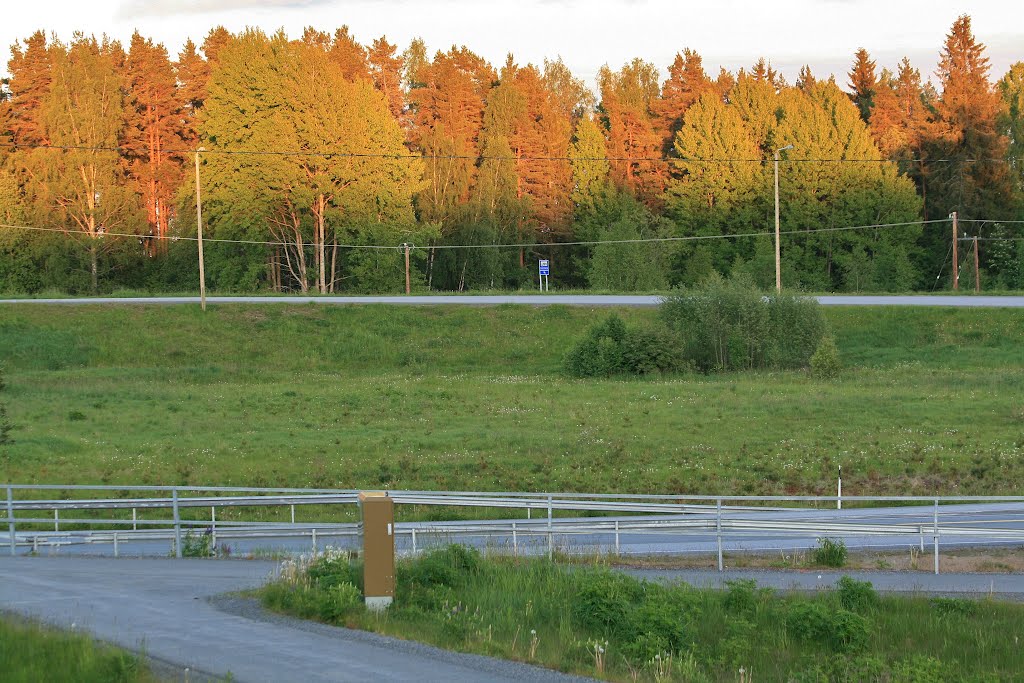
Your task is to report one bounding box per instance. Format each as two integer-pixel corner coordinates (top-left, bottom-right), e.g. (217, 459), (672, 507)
(5, 484), (1024, 574)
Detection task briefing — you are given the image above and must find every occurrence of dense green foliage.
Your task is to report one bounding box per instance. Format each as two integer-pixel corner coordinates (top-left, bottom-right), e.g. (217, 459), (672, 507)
(659, 274), (827, 371)
(261, 546), (1024, 681)
(563, 313), (686, 377)
(1, 17), (1021, 295)
(0, 304), (1022, 498)
(0, 617), (156, 683)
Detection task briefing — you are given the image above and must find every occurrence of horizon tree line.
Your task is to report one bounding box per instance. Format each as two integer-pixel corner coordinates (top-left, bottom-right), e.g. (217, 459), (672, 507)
(0, 14), (1021, 294)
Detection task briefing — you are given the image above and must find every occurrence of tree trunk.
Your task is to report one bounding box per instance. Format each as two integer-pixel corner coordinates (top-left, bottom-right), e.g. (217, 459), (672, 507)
(90, 241), (99, 295)
(317, 194), (327, 294)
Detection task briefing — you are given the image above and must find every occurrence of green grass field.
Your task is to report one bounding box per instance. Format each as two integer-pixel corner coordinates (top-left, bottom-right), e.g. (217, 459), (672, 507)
(260, 546), (1024, 682)
(1, 303), (1022, 496)
(0, 616), (156, 683)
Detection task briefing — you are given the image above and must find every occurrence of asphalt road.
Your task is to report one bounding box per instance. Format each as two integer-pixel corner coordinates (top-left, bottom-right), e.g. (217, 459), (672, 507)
(1, 294), (1023, 307)
(0, 556), (590, 683)
(3, 557), (1023, 683)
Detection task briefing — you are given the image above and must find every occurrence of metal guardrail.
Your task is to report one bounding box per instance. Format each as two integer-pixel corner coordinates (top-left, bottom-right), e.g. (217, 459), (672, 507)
(5, 484), (1024, 574)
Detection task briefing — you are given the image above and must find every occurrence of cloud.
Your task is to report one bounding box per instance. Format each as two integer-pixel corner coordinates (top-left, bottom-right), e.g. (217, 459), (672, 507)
(117, 0), (335, 19)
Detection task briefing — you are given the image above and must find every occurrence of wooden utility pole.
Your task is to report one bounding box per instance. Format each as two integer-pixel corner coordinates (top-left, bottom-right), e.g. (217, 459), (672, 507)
(974, 235), (980, 293)
(195, 149), (207, 312)
(951, 211), (959, 291)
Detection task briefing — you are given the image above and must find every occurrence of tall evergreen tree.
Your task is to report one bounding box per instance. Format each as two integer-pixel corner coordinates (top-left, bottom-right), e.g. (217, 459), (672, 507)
(848, 48), (877, 122)
(997, 63), (1024, 214)
(653, 49), (713, 153)
(597, 59), (664, 204)
(124, 32), (186, 248)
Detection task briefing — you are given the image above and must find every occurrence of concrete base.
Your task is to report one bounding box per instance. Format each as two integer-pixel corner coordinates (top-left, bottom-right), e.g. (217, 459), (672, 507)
(365, 596), (393, 612)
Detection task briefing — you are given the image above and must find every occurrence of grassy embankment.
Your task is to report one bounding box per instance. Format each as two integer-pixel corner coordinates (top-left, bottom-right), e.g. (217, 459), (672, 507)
(259, 546), (1024, 682)
(0, 304), (1021, 500)
(0, 616), (157, 683)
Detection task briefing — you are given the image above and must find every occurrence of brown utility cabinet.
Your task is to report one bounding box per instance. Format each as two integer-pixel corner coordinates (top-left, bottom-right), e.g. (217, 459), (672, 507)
(358, 491), (395, 610)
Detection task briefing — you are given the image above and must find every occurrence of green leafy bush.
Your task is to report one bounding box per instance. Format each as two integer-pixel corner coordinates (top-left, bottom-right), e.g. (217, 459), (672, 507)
(564, 314), (685, 377)
(401, 545), (482, 589)
(307, 554), (363, 591)
(811, 335), (843, 378)
(318, 582), (363, 622)
(814, 537), (848, 567)
(571, 568), (644, 633)
(660, 272), (828, 372)
(786, 602), (870, 652)
(836, 576), (878, 613)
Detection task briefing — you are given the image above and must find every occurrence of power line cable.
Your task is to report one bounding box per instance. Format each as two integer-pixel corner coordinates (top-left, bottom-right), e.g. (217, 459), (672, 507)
(0, 141), (1019, 165)
(0, 218), (947, 251)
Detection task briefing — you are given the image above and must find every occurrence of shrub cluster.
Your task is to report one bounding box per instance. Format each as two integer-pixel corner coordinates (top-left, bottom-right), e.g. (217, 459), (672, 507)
(660, 273), (827, 372)
(813, 537), (849, 567)
(563, 314), (685, 377)
(571, 568), (694, 661)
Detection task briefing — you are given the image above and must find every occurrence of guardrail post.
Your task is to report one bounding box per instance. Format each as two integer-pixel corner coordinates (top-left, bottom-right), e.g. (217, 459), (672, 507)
(113, 532), (119, 558)
(614, 520), (620, 556)
(512, 522), (518, 556)
(933, 498), (939, 575)
(172, 487), (182, 559)
(132, 508), (137, 532)
(411, 528), (417, 555)
(920, 526), (925, 552)
(716, 498), (723, 572)
(312, 528), (318, 553)
(290, 504), (295, 524)
(210, 506), (217, 550)
(7, 486), (16, 556)
(54, 509), (59, 532)
(547, 495), (553, 561)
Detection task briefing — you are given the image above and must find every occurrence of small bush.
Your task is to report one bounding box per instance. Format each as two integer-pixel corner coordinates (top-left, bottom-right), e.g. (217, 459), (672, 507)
(318, 582), (363, 622)
(836, 576), (878, 613)
(564, 315), (685, 377)
(930, 597), (976, 617)
(811, 335), (843, 378)
(307, 554), (363, 591)
(786, 602), (870, 652)
(180, 530), (215, 558)
(722, 579), (758, 613)
(814, 537), (848, 567)
(401, 545), (482, 589)
(660, 272), (828, 372)
(571, 568), (644, 633)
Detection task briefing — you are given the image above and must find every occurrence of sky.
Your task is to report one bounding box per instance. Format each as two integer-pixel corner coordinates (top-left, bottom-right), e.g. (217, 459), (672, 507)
(2, 0), (1022, 90)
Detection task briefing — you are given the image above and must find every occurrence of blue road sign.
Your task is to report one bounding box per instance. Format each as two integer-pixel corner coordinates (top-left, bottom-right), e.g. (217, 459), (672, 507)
(539, 260), (550, 276)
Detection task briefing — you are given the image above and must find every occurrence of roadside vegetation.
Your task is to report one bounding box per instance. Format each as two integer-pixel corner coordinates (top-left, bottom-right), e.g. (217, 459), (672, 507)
(0, 616), (157, 683)
(260, 545), (1024, 682)
(0, 303), (1022, 498)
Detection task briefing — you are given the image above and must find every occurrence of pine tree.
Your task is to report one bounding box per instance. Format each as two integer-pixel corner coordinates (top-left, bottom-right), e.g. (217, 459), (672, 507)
(652, 49), (713, 152)
(6, 31), (52, 146)
(928, 15), (1013, 223)
(175, 39), (208, 142)
(124, 32), (186, 248)
(570, 116), (612, 223)
(998, 63), (1024, 210)
(598, 59), (664, 204)
(367, 36), (406, 122)
(848, 48), (877, 122)
(408, 46), (495, 228)
(329, 26), (369, 81)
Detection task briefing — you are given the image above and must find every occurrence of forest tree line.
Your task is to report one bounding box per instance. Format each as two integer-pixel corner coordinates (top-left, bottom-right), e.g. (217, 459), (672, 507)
(0, 14), (1022, 294)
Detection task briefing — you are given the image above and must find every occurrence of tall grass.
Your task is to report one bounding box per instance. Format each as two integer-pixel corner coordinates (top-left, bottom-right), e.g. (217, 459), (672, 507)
(1, 305), (1022, 496)
(0, 616), (156, 683)
(260, 546), (1024, 682)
